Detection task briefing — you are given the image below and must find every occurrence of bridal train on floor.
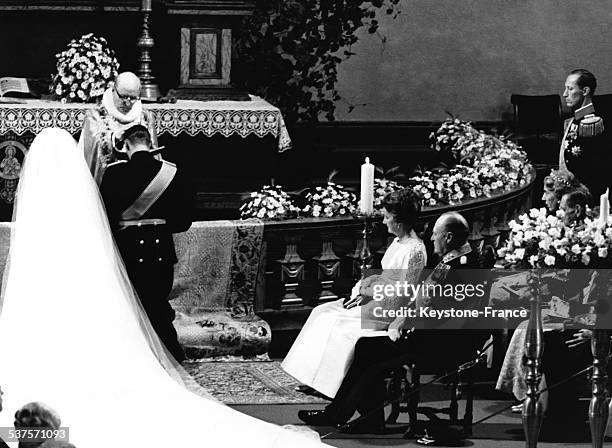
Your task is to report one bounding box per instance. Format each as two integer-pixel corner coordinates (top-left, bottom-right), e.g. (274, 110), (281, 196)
(0, 128), (325, 447)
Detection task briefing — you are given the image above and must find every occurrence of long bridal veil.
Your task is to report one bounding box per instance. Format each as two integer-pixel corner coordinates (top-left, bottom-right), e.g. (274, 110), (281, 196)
(0, 128), (324, 447)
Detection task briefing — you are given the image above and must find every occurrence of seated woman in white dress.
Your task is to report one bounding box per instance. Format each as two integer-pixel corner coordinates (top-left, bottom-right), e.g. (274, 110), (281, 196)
(281, 188), (427, 399)
(0, 128), (326, 448)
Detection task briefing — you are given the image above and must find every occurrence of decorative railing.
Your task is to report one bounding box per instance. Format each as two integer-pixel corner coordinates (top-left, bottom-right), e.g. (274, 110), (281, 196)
(255, 168), (536, 317)
(523, 278), (611, 448)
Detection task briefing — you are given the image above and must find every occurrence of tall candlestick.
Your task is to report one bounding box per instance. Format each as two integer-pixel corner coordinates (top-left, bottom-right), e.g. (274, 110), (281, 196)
(600, 188), (609, 226)
(137, 0), (161, 101)
(360, 157), (374, 215)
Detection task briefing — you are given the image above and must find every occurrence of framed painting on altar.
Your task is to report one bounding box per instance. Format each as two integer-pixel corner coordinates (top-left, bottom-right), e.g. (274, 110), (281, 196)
(180, 27), (231, 86)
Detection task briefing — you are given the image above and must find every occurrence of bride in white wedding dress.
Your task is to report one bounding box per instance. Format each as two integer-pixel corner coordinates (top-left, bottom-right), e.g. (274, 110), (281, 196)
(0, 128), (326, 448)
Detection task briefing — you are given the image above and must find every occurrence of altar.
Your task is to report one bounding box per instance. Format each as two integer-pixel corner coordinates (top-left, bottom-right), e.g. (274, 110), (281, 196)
(0, 96), (291, 220)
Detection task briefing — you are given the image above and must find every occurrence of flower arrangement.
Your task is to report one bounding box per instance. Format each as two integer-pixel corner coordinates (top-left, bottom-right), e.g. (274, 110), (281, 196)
(409, 120), (534, 207)
(452, 131), (520, 166)
(239, 185), (300, 220)
(409, 167), (481, 207)
(51, 33), (120, 103)
(373, 178), (402, 211)
(499, 208), (612, 268)
(302, 182), (357, 218)
(239, 118), (534, 218)
(408, 152), (532, 208)
(429, 116), (478, 155)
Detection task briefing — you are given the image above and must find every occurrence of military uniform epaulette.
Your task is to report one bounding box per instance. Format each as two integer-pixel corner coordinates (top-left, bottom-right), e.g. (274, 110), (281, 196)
(578, 114), (604, 137)
(574, 103), (605, 137)
(441, 243), (473, 265)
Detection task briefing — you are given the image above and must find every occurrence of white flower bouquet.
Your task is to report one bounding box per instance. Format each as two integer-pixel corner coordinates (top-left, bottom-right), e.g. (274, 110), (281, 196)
(302, 182), (357, 218)
(239, 185), (300, 220)
(51, 33), (120, 103)
(499, 208), (612, 268)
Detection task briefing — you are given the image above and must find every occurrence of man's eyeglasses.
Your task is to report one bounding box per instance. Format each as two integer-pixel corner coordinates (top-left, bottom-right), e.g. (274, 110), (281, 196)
(114, 88), (140, 102)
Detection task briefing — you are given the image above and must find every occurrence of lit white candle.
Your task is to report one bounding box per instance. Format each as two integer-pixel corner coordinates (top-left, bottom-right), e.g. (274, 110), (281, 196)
(600, 188), (609, 226)
(142, 0), (152, 11)
(360, 157), (374, 215)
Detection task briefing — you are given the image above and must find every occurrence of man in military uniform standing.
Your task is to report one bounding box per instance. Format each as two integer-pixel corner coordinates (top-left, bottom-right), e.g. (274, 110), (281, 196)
(559, 69), (607, 200)
(100, 124), (192, 362)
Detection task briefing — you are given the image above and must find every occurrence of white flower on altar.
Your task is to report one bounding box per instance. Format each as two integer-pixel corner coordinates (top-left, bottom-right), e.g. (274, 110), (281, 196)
(599, 247), (608, 258)
(514, 248), (525, 260)
(593, 233), (605, 246)
(544, 255), (556, 266)
(582, 253), (590, 265)
(571, 244), (582, 255)
(538, 239), (551, 251)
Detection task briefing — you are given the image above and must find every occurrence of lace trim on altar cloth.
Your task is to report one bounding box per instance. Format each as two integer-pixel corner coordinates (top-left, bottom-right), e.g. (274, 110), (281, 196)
(0, 96), (292, 151)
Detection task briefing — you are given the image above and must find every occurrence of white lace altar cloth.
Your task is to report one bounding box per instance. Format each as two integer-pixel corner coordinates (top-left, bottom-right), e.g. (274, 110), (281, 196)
(0, 95), (292, 152)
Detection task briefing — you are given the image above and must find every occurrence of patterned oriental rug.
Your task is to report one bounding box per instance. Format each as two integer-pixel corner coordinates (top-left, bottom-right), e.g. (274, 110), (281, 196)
(0, 220), (271, 358)
(170, 219), (271, 358)
(183, 360), (327, 405)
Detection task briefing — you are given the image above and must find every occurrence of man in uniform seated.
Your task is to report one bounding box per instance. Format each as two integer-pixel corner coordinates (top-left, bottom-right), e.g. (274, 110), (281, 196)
(297, 212), (486, 435)
(100, 124), (192, 362)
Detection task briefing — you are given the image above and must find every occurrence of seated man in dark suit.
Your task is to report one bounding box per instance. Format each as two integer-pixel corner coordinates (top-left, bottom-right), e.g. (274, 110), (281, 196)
(298, 212), (486, 433)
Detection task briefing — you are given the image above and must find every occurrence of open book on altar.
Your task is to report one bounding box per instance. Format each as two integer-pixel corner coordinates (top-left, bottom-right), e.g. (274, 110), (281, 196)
(0, 77), (33, 103)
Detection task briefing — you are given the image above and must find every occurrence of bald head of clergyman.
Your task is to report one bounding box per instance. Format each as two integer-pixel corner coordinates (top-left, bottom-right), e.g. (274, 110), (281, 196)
(112, 72), (141, 114)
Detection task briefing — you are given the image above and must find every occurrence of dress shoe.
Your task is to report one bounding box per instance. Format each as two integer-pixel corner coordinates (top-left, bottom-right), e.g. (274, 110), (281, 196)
(338, 418), (386, 435)
(297, 409), (337, 426)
